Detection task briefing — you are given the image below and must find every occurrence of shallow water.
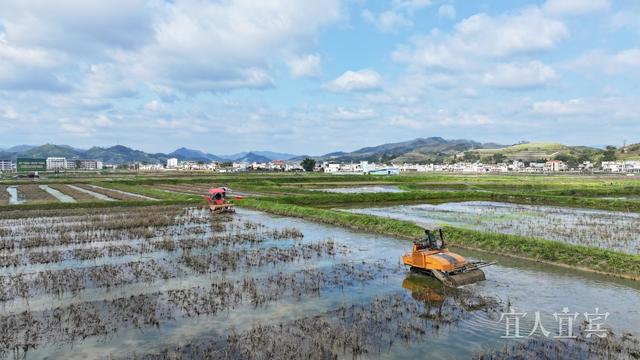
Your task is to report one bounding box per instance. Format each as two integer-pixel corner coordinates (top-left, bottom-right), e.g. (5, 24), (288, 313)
(6, 186), (25, 205)
(39, 184), (76, 203)
(88, 184), (156, 200)
(346, 201), (640, 254)
(3, 208), (639, 359)
(67, 184), (116, 201)
(314, 185), (406, 193)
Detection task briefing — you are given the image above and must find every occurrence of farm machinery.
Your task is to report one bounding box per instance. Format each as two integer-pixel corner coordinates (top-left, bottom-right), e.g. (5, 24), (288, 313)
(402, 228), (493, 287)
(204, 187), (239, 214)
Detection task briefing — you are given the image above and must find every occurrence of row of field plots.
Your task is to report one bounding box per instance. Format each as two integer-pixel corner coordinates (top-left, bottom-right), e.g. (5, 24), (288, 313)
(0, 184), (154, 205)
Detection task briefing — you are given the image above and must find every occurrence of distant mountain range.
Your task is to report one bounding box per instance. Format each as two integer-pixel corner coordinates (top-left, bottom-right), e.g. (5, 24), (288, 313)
(312, 137), (504, 163)
(0, 137), (635, 165)
(0, 144), (300, 164)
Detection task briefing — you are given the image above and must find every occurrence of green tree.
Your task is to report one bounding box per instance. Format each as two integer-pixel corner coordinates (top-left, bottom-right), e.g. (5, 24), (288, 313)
(603, 146), (617, 162)
(491, 153), (506, 164)
(554, 153), (579, 168)
(462, 151), (480, 162)
(300, 158), (316, 172)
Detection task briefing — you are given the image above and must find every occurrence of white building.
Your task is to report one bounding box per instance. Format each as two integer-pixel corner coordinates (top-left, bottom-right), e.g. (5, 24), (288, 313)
(322, 162), (341, 173)
(544, 160), (567, 172)
(166, 158), (178, 168)
(46, 157), (68, 171)
(75, 159), (103, 170)
(602, 160), (640, 173)
(0, 159), (14, 172)
(140, 164), (164, 171)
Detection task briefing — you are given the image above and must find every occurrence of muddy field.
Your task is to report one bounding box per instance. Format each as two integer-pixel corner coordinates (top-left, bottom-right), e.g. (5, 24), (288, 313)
(0, 186), (9, 205)
(0, 206), (638, 359)
(71, 184), (149, 201)
(347, 201), (640, 254)
(47, 184), (102, 202)
(313, 185), (406, 193)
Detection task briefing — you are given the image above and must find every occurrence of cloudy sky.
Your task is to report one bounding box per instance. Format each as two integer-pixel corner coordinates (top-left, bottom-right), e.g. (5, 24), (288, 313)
(0, 0), (638, 154)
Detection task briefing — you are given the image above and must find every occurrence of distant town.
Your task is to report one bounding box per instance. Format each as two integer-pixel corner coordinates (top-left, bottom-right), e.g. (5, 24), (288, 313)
(1, 156), (639, 175)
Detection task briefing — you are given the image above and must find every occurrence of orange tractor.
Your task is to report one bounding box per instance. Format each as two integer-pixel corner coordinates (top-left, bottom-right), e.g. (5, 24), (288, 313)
(402, 228), (493, 287)
(204, 187), (238, 214)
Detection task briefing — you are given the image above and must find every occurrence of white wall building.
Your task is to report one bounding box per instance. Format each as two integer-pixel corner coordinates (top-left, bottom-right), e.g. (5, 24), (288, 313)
(602, 160), (640, 173)
(166, 158), (178, 168)
(544, 160), (567, 172)
(75, 159), (103, 170)
(0, 159), (14, 172)
(46, 157), (68, 171)
(322, 162), (341, 173)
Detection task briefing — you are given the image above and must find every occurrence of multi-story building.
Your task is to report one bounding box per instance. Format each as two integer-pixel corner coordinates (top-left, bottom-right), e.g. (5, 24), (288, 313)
(46, 157), (68, 171)
(166, 158), (178, 168)
(0, 159), (14, 172)
(602, 160), (640, 173)
(74, 159), (103, 170)
(544, 160), (567, 172)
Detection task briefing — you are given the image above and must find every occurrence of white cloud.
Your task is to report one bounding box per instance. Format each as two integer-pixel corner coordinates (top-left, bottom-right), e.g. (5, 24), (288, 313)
(82, 63), (138, 99)
(610, 9), (640, 33)
(532, 99), (590, 116)
(327, 69), (382, 92)
(392, 0), (432, 12)
(0, 0), (344, 94)
(482, 61), (557, 89)
(331, 107), (375, 120)
(542, 0), (610, 16)
(393, 8), (568, 69)
(58, 115), (114, 136)
(362, 10), (411, 33)
(0, 0), (154, 55)
(0, 106), (18, 120)
(571, 49), (640, 75)
(0, 40), (69, 91)
(362, 0), (433, 33)
(287, 54), (322, 78)
(145, 100), (165, 112)
(389, 115), (423, 129)
(438, 5), (456, 20)
(129, 0), (342, 93)
(531, 97), (640, 120)
(439, 112), (494, 126)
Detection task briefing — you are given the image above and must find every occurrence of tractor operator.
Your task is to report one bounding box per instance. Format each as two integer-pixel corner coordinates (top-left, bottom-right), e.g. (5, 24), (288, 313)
(416, 229), (445, 250)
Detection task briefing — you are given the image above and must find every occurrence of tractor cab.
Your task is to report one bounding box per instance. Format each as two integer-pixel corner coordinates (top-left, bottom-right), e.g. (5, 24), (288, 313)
(414, 228), (447, 252)
(204, 187), (236, 214)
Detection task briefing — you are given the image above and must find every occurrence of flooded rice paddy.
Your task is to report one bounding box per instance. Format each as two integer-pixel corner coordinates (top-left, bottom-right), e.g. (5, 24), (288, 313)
(314, 185), (405, 193)
(66, 185), (116, 201)
(39, 185), (76, 203)
(6, 187), (25, 205)
(0, 205), (638, 359)
(347, 201), (640, 254)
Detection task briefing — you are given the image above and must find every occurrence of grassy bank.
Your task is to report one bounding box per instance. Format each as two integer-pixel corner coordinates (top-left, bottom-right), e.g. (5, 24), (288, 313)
(258, 189), (640, 212)
(239, 199), (640, 280)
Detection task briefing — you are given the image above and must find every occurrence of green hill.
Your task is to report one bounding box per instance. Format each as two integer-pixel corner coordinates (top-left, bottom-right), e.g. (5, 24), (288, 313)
(616, 143), (640, 160)
(473, 142), (603, 164)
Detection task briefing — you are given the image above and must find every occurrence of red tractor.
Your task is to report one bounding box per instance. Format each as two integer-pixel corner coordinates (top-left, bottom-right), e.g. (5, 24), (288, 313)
(204, 187), (237, 214)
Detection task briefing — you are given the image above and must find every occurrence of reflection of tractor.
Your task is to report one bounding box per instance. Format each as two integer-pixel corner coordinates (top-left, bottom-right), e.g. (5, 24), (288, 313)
(402, 228), (493, 287)
(204, 187), (236, 214)
(402, 274), (446, 303)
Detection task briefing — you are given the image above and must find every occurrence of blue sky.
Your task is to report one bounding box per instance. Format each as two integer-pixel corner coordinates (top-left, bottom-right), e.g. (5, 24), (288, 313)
(0, 0), (638, 154)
